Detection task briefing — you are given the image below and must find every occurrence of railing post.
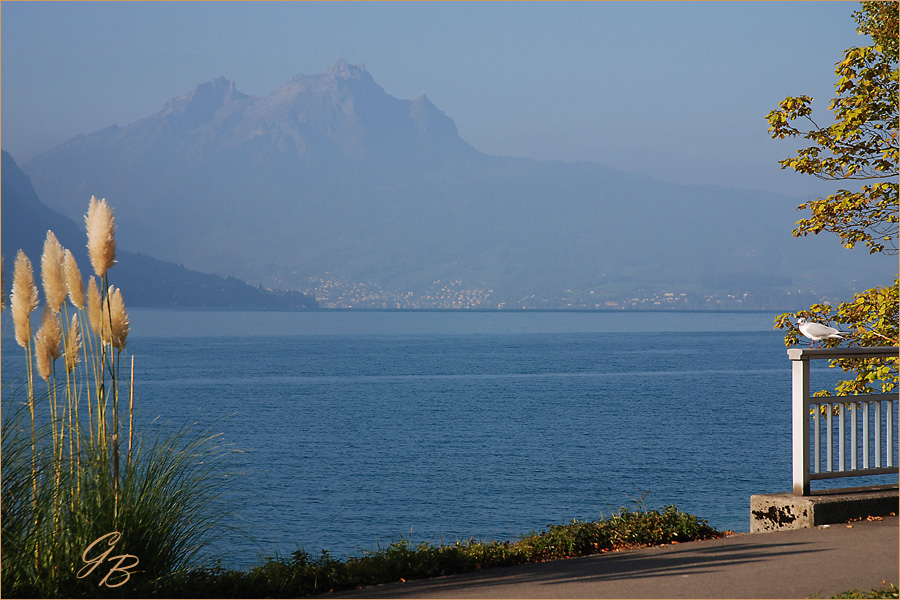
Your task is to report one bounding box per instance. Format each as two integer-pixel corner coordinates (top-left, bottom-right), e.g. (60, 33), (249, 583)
(851, 402), (858, 471)
(875, 401), (882, 467)
(888, 398), (894, 468)
(791, 353), (811, 496)
(838, 400), (845, 471)
(864, 401), (870, 469)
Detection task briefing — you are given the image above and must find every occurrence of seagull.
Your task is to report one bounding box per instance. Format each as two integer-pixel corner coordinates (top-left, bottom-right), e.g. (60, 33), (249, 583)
(796, 317), (848, 347)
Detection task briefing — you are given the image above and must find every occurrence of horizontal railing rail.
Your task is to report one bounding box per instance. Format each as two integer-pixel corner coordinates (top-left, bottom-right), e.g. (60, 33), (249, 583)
(788, 346), (899, 496)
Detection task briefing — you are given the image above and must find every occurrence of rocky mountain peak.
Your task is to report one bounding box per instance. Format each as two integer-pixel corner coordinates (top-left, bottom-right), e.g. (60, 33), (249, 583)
(161, 76), (250, 130)
(325, 58), (367, 80)
(282, 59), (374, 95)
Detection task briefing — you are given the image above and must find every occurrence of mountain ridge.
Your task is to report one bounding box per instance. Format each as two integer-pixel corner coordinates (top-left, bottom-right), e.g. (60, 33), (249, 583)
(1, 151), (317, 308)
(20, 60), (895, 308)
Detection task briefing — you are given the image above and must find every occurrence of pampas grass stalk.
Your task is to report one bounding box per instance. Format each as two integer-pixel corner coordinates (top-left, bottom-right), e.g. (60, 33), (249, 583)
(129, 355), (135, 468)
(99, 284), (130, 515)
(35, 305), (64, 460)
(84, 276), (104, 445)
(9, 249), (41, 567)
(34, 307), (63, 450)
(33, 304), (68, 573)
(84, 276), (103, 447)
(64, 313), (85, 499)
(85, 196), (117, 473)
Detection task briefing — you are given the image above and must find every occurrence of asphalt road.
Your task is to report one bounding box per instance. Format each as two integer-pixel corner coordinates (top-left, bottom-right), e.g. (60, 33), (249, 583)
(327, 515), (899, 599)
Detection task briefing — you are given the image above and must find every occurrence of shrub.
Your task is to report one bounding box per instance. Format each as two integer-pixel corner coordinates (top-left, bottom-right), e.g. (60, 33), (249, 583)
(149, 502), (722, 598)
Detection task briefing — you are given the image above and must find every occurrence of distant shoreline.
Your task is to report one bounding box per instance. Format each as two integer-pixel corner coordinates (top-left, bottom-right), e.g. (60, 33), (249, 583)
(128, 306), (786, 314)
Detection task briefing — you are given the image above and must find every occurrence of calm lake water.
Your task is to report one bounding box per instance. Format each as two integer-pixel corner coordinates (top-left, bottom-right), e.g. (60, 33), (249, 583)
(2, 309), (895, 566)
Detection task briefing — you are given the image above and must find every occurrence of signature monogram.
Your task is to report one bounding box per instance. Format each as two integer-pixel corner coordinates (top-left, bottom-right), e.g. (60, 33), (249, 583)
(76, 531), (140, 588)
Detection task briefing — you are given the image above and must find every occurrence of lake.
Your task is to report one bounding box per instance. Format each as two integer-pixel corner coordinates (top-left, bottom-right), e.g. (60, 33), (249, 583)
(2, 309), (893, 566)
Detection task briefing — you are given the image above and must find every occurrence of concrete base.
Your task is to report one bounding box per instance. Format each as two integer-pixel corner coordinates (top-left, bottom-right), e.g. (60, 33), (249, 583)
(750, 484), (899, 533)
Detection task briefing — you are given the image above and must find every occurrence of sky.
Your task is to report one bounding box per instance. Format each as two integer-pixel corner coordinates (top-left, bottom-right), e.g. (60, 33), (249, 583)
(1, 1), (866, 198)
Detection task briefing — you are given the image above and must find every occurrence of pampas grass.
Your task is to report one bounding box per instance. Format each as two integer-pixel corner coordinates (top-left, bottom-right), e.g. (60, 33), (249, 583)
(86, 276), (102, 336)
(11, 250), (40, 348)
(2, 196), (237, 598)
(33, 309), (60, 383)
(9, 249), (42, 572)
(85, 195), (117, 278)
(64, 313), (83, 374)
(41, 231), (67, 314)
(102, 285), (129, 352)
(63, 249), (85, 310)
(36, 307), (63, 362)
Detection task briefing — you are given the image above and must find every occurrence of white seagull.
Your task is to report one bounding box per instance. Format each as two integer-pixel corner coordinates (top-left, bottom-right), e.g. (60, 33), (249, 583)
(796, 317), (848, 347)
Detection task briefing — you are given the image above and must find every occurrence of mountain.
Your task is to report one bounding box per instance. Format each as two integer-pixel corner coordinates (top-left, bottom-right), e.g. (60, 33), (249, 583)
(1, 151), (317, 308)
(20, 59), (895, 308)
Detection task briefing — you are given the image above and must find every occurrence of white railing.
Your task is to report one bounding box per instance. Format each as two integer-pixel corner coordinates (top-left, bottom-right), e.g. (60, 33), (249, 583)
(789, 346), (899, 495)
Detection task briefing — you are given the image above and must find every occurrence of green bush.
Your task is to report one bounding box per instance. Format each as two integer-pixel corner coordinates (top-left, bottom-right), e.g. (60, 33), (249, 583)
(152, 503), (722, 598)
(834, 583), (900, 599)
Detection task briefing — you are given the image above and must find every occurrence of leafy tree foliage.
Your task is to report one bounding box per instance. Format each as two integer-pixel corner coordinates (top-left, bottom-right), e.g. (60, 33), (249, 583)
(767, 1), (898, 255)
(769, 1), (898, 395)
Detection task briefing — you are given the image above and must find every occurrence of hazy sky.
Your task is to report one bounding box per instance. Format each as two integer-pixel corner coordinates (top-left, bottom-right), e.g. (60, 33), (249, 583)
(2, 1), (864, 197)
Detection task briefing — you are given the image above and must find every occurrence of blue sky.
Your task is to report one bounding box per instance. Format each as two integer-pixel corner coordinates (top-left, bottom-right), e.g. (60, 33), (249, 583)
(2, 1), (864, 196)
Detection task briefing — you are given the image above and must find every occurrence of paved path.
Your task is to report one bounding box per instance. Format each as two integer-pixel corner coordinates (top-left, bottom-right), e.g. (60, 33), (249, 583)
(329, 516), (898, 599)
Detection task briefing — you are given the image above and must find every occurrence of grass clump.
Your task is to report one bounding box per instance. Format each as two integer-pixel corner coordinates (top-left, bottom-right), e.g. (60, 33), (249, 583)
(2, 197), (236, 598)
(153, 503), (722, 598)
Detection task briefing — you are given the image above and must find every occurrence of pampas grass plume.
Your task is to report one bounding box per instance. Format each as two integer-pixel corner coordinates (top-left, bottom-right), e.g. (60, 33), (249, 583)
(63, 249), (85, 309)
(87, 277), (102, 336)
(38, 306), (63, 360)
(65, 313), (83, 373)
(41, 231), (67, 313)
(85, 196), (117, 277)
(102, 285), (130, 351)
(34, 333), (53, 382)
(11, 250), (40, 348)
(34, 307), (62, 381)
